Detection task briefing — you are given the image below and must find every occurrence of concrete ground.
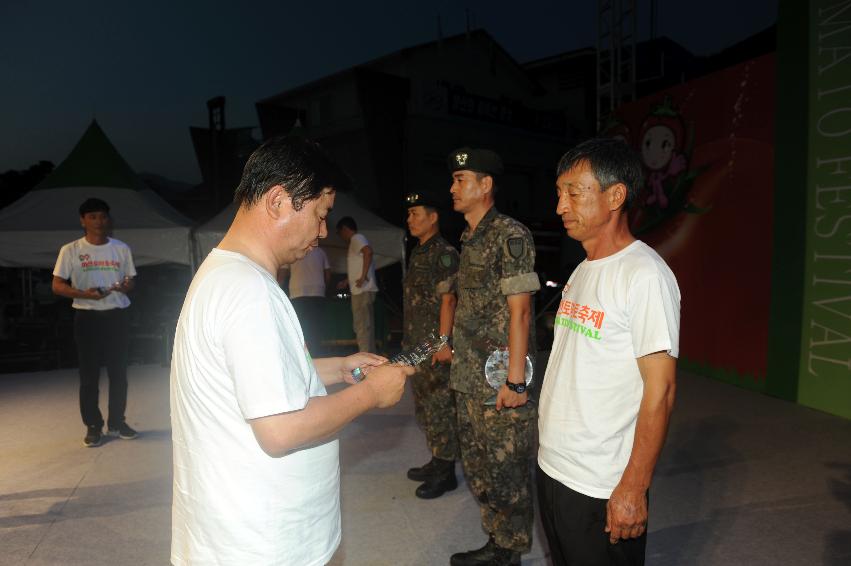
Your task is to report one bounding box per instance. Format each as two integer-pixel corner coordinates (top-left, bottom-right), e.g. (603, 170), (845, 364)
(1, 364), (849, 566)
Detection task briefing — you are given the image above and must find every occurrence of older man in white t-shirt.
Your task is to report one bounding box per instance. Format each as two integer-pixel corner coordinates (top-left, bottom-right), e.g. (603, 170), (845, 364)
(170, 137), (413, 566)
(538, 138), (680, 566)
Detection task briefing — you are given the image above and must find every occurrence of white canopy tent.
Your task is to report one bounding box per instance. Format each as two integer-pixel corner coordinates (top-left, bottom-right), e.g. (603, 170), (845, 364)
(194, 191), (405, 273)
(0, 121), (193, 268)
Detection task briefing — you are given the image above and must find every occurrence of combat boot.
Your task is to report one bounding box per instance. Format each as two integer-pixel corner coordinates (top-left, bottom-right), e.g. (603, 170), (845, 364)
(414, 459), (457, 499)
(449, 536), (521, 566)
(407, 456), (439, 481)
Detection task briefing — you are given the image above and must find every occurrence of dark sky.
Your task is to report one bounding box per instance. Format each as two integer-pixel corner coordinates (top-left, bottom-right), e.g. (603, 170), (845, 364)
(0, 0), (777, 184)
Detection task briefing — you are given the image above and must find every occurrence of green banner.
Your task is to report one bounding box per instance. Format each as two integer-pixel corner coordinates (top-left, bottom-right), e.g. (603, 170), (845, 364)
(798, 0), (851, 419)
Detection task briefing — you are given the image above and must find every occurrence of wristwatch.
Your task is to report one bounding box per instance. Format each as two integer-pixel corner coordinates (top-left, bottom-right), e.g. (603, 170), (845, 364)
(506, 381), (527, 394)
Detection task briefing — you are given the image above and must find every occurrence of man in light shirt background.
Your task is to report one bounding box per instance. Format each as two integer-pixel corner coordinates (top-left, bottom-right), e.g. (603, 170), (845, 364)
(336, 216), (378, 353)
(279, 245), (331, 355)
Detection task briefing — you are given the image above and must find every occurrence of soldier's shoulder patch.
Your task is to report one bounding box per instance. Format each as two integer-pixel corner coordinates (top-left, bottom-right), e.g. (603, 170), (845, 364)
(507, 237), (525, 259)
(438, 252), (457, 269)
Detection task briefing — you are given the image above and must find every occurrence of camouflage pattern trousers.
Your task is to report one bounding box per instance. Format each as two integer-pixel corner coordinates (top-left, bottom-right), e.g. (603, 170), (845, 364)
(455, 391), (536, 553)
(411, 363), (459, 461)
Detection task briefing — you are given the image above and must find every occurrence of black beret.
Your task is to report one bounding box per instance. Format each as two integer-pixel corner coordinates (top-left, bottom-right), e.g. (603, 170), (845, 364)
(404, 191), (445, 211)
(447, 147), (503, 176)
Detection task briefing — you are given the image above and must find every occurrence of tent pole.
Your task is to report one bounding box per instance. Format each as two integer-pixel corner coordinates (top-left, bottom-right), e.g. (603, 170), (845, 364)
(188, 226), (198, 274)
(401, 235), (407, 279)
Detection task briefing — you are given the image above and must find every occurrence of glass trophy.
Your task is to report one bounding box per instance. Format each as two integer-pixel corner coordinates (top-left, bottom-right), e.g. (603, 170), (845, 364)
(483, 347), (533, 406)
(351, 333), (449, 382)
(97, 276), (131, 296)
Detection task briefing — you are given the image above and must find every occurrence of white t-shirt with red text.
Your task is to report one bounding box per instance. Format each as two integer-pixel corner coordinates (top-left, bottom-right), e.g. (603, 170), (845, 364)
(538, 240), (680, 499)
(53, 237), (136, 310)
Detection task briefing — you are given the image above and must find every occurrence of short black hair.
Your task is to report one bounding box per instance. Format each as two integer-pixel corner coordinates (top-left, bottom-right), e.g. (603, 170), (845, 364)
(234, 135), (349, 210)
(336, 216), (357, 232)
(474, 171), (499, 194)
(79, 198), (110, 216)
(556, 138), (643, 210)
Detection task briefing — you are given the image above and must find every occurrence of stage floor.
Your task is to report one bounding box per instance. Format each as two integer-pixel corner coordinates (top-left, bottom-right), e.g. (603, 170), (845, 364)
(1, 363), (849, 565)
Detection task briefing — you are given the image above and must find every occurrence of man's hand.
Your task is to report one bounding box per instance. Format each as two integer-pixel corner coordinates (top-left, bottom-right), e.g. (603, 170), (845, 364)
(495, 384), (527, 410)
(605, 484), (648, 544)
(83, 287), (107, 300)
(603, 350), (675, 544)
(431, 343), (452, 366)
(113, 277), (134, 294)
(355, 275), (368, 288)
(341, 352), (387, 384)
(362, 364), (414, 408)
(336, 278), (349, 290)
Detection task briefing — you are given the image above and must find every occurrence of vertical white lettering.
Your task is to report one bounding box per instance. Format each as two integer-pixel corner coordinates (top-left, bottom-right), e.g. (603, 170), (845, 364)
(818, 47), (851, 74)
(817, 107), (851, 136)
(815, 184), (851, 209)
(813, 276), (851, 285)
(808, 351), (851, 374)
(818, 84), (851, 100)
(816, 155), (851, 175)
(814, 252), (851, 261)
(821, 24), (851, 40)
(813, 294), (851, 320)
(807, 320), (851, 375)
(819, 0), (851, 26)
(814, 213), (851, 236)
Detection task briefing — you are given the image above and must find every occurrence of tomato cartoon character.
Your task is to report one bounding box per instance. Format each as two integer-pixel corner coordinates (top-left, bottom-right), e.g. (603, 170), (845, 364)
(599, 114), (632, 146)
(639, 96), (688, 209)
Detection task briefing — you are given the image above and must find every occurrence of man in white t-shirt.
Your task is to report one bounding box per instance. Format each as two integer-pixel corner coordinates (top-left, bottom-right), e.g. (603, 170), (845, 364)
(537, 138), (681, 566)
(52, 197), (137, 448)
(335, 216), (378, 352)
(279, 245), (331, 354)
(170, 136), (413, 566)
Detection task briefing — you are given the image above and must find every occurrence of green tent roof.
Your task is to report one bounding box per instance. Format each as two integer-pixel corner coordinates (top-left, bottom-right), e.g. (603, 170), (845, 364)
(35, 120), (149, 191)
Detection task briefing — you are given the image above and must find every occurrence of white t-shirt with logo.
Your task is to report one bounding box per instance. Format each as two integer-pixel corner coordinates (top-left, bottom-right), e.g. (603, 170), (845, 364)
(538, 240), (680, 499)
(53, 237), (136, 310)
(289, 246), (330, 299)
(170, 249), (340, 566)
(346, 233), (378, 295)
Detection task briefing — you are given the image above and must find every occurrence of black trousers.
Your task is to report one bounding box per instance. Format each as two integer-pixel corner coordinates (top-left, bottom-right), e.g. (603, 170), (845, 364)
(291, 296), (327, 356)
(73, 308), (130, 429)
(536, 464), (647, 566)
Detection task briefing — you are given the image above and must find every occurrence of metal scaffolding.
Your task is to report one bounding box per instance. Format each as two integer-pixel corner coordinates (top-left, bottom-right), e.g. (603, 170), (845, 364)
(596, 0), (637, 130)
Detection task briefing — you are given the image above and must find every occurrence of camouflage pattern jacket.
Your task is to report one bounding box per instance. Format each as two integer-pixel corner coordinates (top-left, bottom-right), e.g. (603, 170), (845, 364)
(450, 207), (540, 397)
(402, 234), (459, 348)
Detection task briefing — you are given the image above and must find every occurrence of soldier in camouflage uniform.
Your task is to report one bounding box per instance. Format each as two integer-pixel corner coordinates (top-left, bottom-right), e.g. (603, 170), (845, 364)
(402, 191), (460, 499)
(445, 148), (541, 566)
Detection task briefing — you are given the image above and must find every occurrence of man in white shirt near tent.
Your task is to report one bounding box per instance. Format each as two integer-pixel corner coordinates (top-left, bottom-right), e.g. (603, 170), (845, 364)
(52, 197), (137, 448)
(336, 216), (379, 353)
(170, 136), (413, 566)
(537, 138), (681, 566)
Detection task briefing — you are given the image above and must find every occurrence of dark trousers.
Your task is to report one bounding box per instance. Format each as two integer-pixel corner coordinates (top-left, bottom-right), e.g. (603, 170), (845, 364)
(536, 464), (646, 566)
(74, 308), (130, 429)
(456, 393), (535, 552)
(291, 296), (327, 355)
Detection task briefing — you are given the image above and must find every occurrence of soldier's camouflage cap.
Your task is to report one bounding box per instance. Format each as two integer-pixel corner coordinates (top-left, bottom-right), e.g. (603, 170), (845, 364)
(404, 190), (445, 211)
(447, 147), (503, 176)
